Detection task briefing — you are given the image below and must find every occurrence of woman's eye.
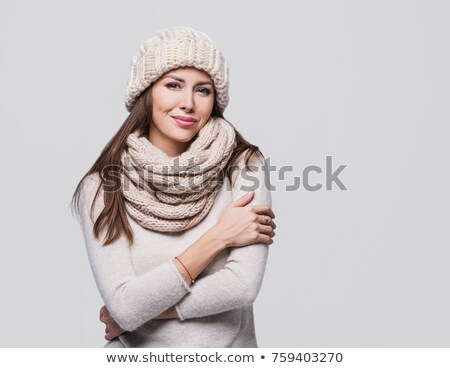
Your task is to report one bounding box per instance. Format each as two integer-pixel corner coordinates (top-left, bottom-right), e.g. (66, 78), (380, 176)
(165, 83), (211, 95)
(166, 82), (180, 89)
(197, 88), (211, 95)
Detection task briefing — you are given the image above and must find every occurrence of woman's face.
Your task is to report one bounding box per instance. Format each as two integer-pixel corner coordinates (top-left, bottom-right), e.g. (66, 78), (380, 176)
(149, 66), (215, 157)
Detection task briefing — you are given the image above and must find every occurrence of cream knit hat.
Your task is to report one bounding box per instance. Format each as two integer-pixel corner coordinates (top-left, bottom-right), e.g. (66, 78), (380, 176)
(125, 26), (229, 113)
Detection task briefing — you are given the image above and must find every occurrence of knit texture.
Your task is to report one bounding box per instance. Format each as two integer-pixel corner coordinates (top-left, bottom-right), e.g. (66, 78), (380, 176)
(120, 116), (236, 233)
(125, 26), (229, 112)
(76, 152), (272, 348)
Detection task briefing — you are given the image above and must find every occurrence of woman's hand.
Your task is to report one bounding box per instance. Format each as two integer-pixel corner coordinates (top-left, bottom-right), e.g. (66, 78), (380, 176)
(213, 191), (276, 248)
(100, 305), (126, 341)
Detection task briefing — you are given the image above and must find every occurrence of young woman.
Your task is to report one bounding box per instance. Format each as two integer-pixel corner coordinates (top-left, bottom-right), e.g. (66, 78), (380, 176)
(71, 26), (276, 348)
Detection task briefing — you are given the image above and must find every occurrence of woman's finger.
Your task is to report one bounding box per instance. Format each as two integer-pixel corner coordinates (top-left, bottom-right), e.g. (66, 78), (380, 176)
(100, 305), (109, 322)
(257, 223), (275, 236)
(100, 311), (106, 322)
(105, 325), (125, 341)
(257, 233), (274, 244)
(251, 205), (275, 219)
(257, 215), (276, 228)
(104, 322), (118, 340)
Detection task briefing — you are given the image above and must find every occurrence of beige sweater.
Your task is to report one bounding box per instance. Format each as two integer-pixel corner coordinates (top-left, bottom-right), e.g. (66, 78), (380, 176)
(76, 154), (272, 348)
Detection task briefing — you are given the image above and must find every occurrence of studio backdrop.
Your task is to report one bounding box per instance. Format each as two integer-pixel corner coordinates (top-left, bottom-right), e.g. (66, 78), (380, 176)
(0, 0), (449, 347)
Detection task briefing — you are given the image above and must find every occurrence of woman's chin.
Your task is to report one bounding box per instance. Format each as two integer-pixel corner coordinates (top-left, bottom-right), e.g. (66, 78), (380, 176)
(170, 133), (196, 144)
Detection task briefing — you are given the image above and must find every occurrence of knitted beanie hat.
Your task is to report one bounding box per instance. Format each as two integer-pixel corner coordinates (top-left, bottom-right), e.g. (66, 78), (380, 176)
(125, 26), (229, 113)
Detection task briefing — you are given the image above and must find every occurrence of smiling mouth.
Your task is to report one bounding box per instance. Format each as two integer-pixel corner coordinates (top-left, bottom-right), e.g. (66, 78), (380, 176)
(172, 117), (197, 128)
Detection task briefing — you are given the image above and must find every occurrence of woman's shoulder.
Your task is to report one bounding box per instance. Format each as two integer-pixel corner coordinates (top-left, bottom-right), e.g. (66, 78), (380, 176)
(73, 172), (104, 225)
(228, 149), (270, 195)
(79, 172), (103, 203)
(84, 172), (102, 184)
(230, 149), (268, 180)
(231, 149), (267, 172)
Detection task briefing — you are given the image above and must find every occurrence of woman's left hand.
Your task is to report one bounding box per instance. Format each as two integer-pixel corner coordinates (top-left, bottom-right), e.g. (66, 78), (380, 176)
(100, 305), (126, 341)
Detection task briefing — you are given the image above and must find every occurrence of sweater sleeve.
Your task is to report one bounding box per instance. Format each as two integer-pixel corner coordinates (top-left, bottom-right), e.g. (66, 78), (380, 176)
(174, 153), (272, 321)
(76, 174), (192, 332)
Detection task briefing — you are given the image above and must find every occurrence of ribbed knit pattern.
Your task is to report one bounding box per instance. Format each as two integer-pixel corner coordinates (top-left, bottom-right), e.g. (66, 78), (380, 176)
(125, 26), (229, 112)
(119, 116), (236, 232)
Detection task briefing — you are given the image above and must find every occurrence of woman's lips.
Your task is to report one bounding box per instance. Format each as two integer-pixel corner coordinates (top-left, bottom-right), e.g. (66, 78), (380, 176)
(172, 117), (196, 128)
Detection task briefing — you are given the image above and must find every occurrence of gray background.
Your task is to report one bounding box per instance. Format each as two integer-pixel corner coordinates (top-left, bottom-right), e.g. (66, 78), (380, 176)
(0, 0), (448, 347)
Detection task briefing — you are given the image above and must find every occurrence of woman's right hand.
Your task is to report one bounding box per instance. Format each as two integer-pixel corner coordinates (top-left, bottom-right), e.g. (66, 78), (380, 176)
(213, 191), (276, 248)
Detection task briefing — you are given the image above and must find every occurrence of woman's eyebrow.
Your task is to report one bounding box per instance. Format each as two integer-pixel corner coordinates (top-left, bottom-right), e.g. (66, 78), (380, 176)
(164, 75), (213, 86)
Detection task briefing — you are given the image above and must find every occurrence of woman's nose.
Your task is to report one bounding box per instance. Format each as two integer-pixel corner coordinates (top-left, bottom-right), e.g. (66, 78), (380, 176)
(179, 91), (195, 112)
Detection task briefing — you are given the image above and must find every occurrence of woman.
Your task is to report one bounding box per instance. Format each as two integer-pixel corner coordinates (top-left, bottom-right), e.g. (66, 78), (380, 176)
(71, 26), (276, 348)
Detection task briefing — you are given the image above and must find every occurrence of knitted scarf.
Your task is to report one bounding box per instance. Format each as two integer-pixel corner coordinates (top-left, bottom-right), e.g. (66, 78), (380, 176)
(120, 116), (236, 233)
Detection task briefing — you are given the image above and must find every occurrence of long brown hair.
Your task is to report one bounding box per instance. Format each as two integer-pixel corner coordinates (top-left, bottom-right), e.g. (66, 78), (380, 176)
(70, 85), (264, 246)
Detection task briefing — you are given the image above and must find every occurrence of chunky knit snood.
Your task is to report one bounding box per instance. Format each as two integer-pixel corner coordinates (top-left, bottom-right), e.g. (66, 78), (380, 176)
(120, 116), (236, 233)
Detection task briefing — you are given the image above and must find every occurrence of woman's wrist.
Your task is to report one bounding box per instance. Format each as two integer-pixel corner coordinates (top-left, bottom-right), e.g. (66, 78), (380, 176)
(171, 225), (229, 289)
(206, 225), (230, 250)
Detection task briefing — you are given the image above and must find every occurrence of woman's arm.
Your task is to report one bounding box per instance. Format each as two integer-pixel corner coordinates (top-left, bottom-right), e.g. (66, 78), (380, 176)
(78, 174), (225, 332)
(84, 152), (274, 334)
(174, 153), (274, 320)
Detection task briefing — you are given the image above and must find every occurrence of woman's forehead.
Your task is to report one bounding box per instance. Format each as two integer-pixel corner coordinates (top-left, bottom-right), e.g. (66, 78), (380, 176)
(162, 66), (212, 81)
